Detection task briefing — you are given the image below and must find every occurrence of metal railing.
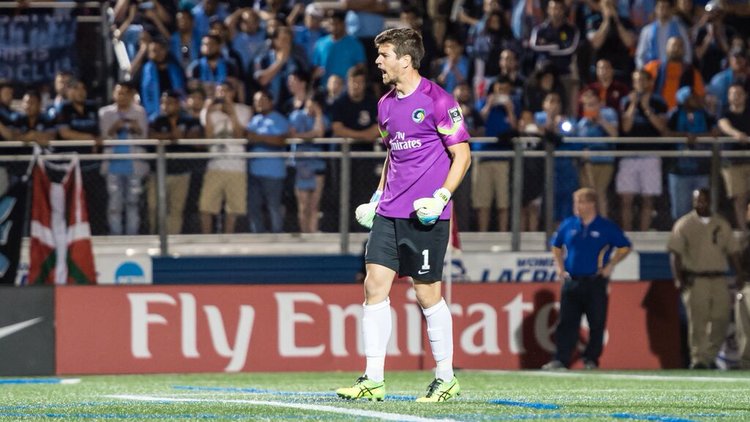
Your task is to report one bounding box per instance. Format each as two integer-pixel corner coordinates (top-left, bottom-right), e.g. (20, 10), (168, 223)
(4, 136), (748, 255)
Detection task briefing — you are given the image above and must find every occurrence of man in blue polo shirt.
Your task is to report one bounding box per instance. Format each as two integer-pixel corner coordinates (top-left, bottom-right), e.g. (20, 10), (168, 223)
(246, 89), (290, 234)
(542, 188), (631, 370)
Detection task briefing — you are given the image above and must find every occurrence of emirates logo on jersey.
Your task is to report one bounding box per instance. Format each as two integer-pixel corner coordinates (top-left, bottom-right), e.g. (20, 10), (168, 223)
(412, 108), (426, 123)
(389, 131), (422, 150)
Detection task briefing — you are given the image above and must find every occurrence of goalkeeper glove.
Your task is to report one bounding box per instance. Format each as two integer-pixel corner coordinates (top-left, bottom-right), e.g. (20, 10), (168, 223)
(413, 188), (451, 226)
(355, 190), (382, 229)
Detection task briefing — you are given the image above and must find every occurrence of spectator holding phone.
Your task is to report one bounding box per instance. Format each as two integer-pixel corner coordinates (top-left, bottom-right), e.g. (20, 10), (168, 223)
(98, 82), (149, 235)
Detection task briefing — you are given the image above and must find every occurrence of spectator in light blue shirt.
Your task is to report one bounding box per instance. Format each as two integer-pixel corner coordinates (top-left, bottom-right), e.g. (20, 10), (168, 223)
(288, 96), (328, 233)
(226, 7), (267, 76)
(434, 36), (471, 95)
(575, 87), (618, 218)
(312, 10), (365, 86)
(246, 90), (290, 233)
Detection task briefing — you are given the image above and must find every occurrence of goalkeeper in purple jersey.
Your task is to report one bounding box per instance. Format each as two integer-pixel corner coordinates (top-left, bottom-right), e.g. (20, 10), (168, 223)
(336, 28), (471, 403)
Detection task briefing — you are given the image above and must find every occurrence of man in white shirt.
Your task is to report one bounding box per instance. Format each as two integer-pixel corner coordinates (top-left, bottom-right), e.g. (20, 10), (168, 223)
(199, 82), (252, 233)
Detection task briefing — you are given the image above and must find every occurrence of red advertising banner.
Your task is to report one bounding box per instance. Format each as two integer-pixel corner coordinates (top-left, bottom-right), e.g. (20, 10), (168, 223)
(55, 282), (681, 374)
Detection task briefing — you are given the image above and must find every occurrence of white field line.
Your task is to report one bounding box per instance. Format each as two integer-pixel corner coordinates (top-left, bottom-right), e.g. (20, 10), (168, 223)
(107, 394), (459, 422)
(482, 370), (750, 383)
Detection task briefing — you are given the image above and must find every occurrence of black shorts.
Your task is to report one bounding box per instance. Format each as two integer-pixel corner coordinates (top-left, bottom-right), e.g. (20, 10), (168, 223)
(365, 214), (450, 281)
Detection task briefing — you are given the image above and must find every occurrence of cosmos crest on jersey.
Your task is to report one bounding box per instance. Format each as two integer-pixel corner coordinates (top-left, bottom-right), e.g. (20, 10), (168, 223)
(411, 108), (426, 123)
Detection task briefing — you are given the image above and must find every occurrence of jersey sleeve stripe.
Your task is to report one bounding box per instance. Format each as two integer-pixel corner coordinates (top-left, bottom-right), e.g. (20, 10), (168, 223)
(437, 121), (461, 135)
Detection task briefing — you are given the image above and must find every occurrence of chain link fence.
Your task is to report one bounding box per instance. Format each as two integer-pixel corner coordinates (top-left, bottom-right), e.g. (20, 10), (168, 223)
(1, 136), (747, 254)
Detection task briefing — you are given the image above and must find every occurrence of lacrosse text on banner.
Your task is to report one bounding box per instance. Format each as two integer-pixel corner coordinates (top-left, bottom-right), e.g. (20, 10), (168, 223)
(28, 157), (96, 285)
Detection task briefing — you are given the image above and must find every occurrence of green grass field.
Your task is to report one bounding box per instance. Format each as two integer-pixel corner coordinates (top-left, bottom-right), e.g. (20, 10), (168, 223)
(1, 370), (750, 421)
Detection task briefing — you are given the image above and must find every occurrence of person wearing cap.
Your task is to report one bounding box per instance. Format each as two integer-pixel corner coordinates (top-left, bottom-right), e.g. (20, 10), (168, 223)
(293, 4), (325, 61)
(707, 47), (750, 114)
(666, 86), (718, 221)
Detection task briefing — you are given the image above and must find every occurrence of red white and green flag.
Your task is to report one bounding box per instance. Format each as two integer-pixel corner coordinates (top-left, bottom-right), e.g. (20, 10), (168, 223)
(28, 157), (96, 285)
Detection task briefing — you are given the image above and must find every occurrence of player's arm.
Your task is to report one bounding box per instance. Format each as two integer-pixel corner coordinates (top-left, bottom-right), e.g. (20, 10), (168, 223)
(441, 142), (471, 193)
(375, 153), (389, 192)
(413, 142), (471, 225)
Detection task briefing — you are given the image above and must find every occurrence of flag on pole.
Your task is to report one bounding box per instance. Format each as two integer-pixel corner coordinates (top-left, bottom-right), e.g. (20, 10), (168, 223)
(28, 157), (96, 285)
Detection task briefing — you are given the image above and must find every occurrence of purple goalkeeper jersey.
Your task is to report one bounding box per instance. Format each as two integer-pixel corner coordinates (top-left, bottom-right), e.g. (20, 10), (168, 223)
(376, 77), (470, 220)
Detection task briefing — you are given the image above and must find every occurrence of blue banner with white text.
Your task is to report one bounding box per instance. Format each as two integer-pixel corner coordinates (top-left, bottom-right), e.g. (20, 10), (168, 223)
(0, 9), (77, 85)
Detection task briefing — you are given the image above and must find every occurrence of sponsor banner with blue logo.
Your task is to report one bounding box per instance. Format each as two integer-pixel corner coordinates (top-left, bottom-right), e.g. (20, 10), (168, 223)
(96, 255), (151, 284)
(447, 252), (640, 282)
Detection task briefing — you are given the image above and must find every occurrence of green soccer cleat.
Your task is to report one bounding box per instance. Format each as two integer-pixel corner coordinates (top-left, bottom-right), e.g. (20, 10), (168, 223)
(415, 377), (460, 403)
(335, 375), (385, 401)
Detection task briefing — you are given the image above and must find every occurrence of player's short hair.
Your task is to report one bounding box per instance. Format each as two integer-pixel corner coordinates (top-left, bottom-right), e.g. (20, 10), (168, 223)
(374, 28), (424, 70)
(574, 188), (597, 204)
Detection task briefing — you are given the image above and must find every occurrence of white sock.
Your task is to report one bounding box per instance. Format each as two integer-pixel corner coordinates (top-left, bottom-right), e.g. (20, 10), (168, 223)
(422, 298), (454, 381)
(363, 298), (391, 383)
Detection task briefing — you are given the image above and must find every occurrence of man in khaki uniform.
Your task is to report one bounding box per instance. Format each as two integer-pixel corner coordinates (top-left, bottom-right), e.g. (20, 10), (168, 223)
(668, 188), (743, 369)
(735, 203), (750, 369)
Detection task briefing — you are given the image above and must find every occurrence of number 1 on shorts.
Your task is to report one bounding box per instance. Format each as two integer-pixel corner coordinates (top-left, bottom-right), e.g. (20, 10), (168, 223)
(422, 249), (430, 271)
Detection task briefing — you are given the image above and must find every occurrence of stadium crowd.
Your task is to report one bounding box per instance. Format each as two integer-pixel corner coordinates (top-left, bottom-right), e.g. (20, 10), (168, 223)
(1, 0), (750, 235)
